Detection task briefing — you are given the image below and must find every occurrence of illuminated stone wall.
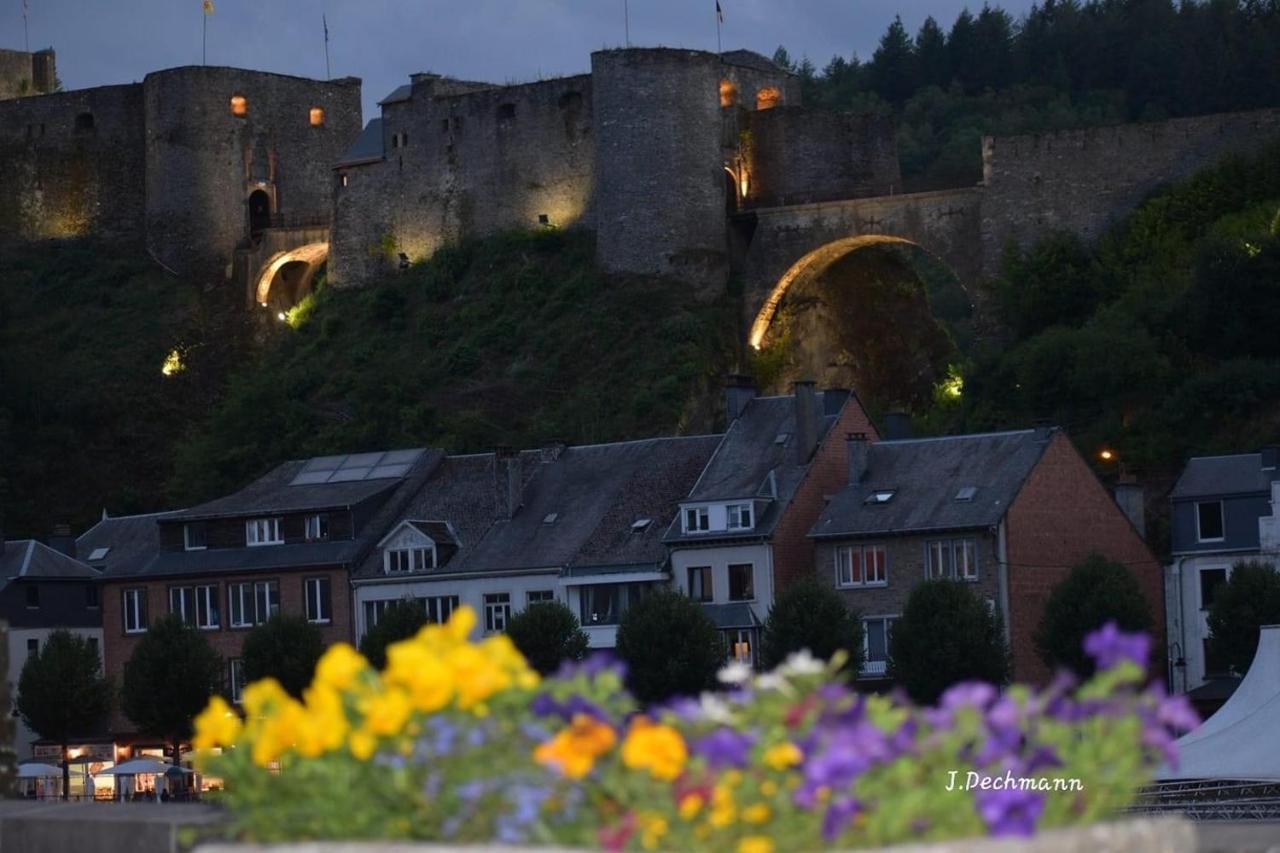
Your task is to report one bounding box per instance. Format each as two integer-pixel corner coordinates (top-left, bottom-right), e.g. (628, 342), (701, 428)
(0, 48), (55, 101)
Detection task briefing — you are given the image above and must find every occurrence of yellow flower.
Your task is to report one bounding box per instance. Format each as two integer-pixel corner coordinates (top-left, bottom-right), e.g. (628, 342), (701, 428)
(444, 604), (477, 642)
(533, 713), (617, 779)
(621, 717), (687, 781)
(762, 742), (802, 770)
(384, 640), (454, 712)
(314, 643), (370, 692)
(638, 811), (668, 850)
(298, 683), (349, 755)
(192, 696), (241, 751)
(710, 781), (737, 828)
(241, 678), (291, 719)
(250, 695), (307, 767)
(447, 644), (512, 709)
(678, 792), (705, 820)
(349, 728), (377, 760)
(761, 780), (778, 796)
(738, 836), (774, 853)
(742, 803), (772, 824)
(360, 687), (413, 737)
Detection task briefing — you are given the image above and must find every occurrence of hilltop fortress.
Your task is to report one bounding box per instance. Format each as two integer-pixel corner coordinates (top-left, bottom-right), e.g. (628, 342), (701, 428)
(2, 45), (1279, 334)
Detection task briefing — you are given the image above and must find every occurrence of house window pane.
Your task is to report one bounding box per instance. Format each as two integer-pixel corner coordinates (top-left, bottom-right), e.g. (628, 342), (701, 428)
(927, 541), (951, 579)
(1200, 568), (1228, 610)
(1197, 502), (1224, 540)
(229, 659), (246, 703)
(954, 540), (978, 581)
(484, 593), (511, 632)
(123, 589), (148, 633)
(866, 620), (887, 661)
(197, 585), (220, 629)
(306, 577), (332, 623)
(305, 514), (329, 541)
(688, 566), (712, 601)
(184, 523), (207, 550)
(580, 585), (620, 625)
(728, 564), (754, 601)
(526, 590), (554, 606)
(865, 546), (887, 584)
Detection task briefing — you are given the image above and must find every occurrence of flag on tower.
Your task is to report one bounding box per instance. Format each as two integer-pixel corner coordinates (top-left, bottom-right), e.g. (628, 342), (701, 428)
(716, 1), (724, 23)
(203, 0), (214, 15)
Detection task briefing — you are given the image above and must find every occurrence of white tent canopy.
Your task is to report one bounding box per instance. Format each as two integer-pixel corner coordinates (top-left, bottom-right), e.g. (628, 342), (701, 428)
(96, 758), (189, 776)
(1158, 624), (1280, 781)
(16, 763), (64, 779)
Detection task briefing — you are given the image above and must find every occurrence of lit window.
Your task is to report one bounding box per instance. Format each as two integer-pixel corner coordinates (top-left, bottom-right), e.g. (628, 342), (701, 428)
(184, 522), (207, 551)
(683, 506), (710, 533)
(228, 580), (278, 627)
(385, 546), (435, 573)
(246, 518), (282, 546)
(526, 590), (555, 606)
(1196, 501), (1224, 542)
(688, 566), (713, 602)
(728, 564), (754, 601)
(727, 503), (754, 530)
(170, 585), (219, 630)
(719, 78), (739, 108)
(229, 659), (246, 704)
(756, 86), (782, 110)
(339, 173), (349, 187)
(122, 588), (148, 634)
(484, 593), (511, 633)
(304, 577), (331, 624)
(309, 106), (325, 127)
(836, 545), (888, 587)
(728, 628), (753, 664)
(230, 94), (247, 116)
(304, 514), (329, 542)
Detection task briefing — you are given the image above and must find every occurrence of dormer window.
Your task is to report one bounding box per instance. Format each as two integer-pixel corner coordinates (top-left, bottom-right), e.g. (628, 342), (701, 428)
(727, 503), (754, 530)
(184, 522), (207, 551)
(304, 513), (330, 542)
(684, 506), (710, 533)
(386, 546), (436, 574)
(246, 517), (283, 546)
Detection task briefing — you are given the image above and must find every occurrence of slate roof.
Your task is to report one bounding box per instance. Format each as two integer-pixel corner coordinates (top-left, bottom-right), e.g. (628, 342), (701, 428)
(665, 391), (851, 544)
(406, 521), (459, 546)
(352, 435), (722, 580)
(1171, 453), (1277, 499)
(810, 429), (1053, 540)
(378, 85), (412, 106)
(338, 117), (384, 166)
(76, 510), (183, 579)
(0, 540), (97, 588)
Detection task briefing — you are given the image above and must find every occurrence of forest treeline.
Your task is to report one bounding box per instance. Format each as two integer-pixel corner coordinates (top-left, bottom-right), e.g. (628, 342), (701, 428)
(773, 0), (1280, 189)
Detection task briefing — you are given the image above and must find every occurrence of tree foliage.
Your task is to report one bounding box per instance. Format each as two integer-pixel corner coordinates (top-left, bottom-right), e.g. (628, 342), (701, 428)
(358, 599), (431, 670)
(1206, 560), (1280, 676)
(616, 590), (725, 705)
(17, 630), (111, 799)
(760, 578), (863, 672)
(241, 615), (325, 698)
(1035, 554), (1154, 677)
(505, 601), (590, 675)
(889, 580), (1010, 704)
(121, 615), (223, 762)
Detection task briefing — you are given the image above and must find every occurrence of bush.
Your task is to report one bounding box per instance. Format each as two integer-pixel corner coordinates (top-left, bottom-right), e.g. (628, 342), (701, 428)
(358, 599), (430, 670)
(1206, 560), (1280, 676)
(615, 589), (724, 704)
(241, 615), (325, 698)
(1035, 554), (1154, 677)
(122, 615), (223, 764)
(760, 578), (863, 671)
(889, 579), (1010, 703)
(505, 601), (590, 675)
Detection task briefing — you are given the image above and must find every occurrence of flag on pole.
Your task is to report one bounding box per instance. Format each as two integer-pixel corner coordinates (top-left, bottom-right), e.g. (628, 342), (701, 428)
(716, 1), (724, 23)
(203, 0), (214, 15)
(323, 14), (329, 42)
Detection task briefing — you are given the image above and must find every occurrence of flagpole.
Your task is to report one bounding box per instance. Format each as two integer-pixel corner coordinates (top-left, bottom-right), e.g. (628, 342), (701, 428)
(323, 15), (331, 79)
(203, 14), (207, 65)
(715, 2), (723, 55)
(623, 0), (630, 47)
(23, 0), (29, 51)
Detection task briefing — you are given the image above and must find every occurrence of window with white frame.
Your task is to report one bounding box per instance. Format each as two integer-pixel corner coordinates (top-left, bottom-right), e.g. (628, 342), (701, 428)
(304, 513), (330, 542)
(578, 583), (653, 626)
(122, 588), (148, 634)
(728, 563), (754, 601)
(304, 577), (331, 624)
(861, 616), (897, 676)
(727, 503), (754, 530)
(727, 628), (754, 664)
(246, 517), (283, 546)
(228, 580), (279, 627)
(683, 506), (710, 533)
(484, 593), (511, 633)
(836, 544), (888, 587)
(926, 538), (979, 581)
(423, 595), (459, 624)
(229, 659), (246, 704)
(363, 599), (394, 630)
(688, 566), (713, 602)
(1196, 501), (1225, 542)
(385, 546), (436, 574)
(526, 590), (555, 606)
(183, 522), (207, 551)
(169, 584), (219, 629)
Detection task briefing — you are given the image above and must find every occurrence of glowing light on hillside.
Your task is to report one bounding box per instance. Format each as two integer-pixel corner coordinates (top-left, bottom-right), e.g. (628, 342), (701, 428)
(941, 369), (964, 400)
(161, 348), (185, 377)
(1099, 449), (1115, 462)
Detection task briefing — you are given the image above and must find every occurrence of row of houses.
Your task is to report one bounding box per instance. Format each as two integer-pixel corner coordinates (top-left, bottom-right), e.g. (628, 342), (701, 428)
(8, 378), (1224, 762)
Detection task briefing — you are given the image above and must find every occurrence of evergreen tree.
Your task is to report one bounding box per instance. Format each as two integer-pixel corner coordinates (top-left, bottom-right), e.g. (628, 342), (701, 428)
(1035, 554), (1154, 677)
(616, 590), (724, 704)
(760, 578), (863, 672)
(869, 16), (917, 104)
(1207, 561), (1280, 677)
(946, 9), (981, 93)
(506, 601), (590, 675)
(915, 16), (951, 89)
(241, 614), (325, 698)
(888, 579), (1009, 703)
(17, 631), (111, 800)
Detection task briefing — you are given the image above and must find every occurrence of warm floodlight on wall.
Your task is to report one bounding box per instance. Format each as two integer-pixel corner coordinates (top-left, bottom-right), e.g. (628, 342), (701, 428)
(538, 213), (553, 228)
(310, 106), (326, 127)
(398, 252), (410, 271)
(230, 94), (247, 116)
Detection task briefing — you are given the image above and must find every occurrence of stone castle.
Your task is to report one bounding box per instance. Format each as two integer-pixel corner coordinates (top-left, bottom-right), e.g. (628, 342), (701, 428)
(2, 44), (1279, 337)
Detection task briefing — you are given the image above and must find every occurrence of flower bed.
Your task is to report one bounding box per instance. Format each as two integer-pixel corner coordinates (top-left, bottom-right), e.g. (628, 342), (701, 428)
(194, 611), (1197, 851)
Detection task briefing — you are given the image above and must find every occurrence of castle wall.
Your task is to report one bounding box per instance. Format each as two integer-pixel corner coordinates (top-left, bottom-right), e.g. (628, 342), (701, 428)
(592, 48), (729, 291)
(0, 83), (145, 240)
(981, 108), (1280, 275)
(745, 108), (901, 206)
(141, 67), (361, 279)
(330, 74), (595, 286)
(0, 48), (54, 100)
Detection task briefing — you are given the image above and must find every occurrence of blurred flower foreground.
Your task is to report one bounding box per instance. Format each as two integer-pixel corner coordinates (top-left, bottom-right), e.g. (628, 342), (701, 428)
(194, 608), (1196, 851)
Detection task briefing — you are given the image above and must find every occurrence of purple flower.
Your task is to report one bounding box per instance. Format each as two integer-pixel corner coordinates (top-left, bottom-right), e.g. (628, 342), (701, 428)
(1021, 745), (1062, 775)
(496, 781), (550, 844)
(1084, 622), (1150, 670)
(985, 696), (1023, 750)
(556, 652), (627, 681)
(1156, 692), (1200, 733)
(941, 681), (998, 712)
(822, 796), (863, 842)
(693, 727), (756, 769)
(529, 692), (609, 723)
(795, 721), (891, 807)
(975, 786), (1045, 837)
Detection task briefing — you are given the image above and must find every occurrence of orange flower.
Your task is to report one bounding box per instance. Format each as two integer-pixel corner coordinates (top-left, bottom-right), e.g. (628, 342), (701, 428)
(533, 713), (617, 779)
(621, 716), (687, 781)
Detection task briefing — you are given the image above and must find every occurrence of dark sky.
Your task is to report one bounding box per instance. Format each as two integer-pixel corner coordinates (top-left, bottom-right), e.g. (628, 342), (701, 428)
(5, 1), (1038, 120)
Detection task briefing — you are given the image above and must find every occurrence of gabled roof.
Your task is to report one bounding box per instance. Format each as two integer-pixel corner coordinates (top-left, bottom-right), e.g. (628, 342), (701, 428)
(665, 390), (851, 543)
(378, 519), (460, 548)
(338, 117), (384, 167)
(378, 84), (412, 106)
(76, 510), (182, 579)
(1172, 453), (1276, 499)
(0, 540), (97, 589)
(721, 49), (791, 76)
(810, 429), (1053, 540)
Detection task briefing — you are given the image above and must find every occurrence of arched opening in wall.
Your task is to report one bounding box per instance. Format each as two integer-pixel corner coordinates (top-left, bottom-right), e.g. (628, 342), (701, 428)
(755, 86), (782, 110)
(749, 236), (973, 412)
(724, 167), (739, 213)
(719, 78), (739, 108)
(247, 190), (272, 239)
(254, 242), (329, 315)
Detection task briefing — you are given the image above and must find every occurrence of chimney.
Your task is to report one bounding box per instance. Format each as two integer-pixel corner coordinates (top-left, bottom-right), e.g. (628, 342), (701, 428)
(1114, 475), (1145, 538)
(494, 447), (523, 520)
(48, 522), (75, 557)
(847, 432), (870, 486)
(883, 412), (913, 441)
(725, 374), (756, 422)
(793, 380), (819, 464)
(1262, 446), (1279, 472)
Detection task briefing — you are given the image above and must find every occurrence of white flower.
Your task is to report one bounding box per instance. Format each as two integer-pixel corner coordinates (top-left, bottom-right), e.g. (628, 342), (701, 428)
(698, 693), (736, 724)
(779, 649), (825, 677)
(717, 660), (752, 686)
(754, 672), (796, 696)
